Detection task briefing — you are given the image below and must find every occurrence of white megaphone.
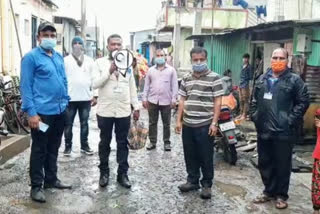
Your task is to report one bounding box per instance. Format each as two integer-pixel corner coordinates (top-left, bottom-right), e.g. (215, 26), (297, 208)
(112, 49), (134, 77)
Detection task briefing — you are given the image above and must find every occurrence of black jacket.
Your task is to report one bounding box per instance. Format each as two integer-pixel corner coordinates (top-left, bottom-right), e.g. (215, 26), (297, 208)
(250, 68), (309, 134)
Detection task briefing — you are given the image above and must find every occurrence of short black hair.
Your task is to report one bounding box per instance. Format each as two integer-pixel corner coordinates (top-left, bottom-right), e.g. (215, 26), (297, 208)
(243, 53), (250, 59)
(256, 55), (262, 60)
(223, 69), (232, 76)
(190, 47), (208, 58)
(107, 34), (122, 44)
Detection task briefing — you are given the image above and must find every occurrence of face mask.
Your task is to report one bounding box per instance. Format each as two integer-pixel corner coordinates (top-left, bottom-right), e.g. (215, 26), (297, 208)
(40, 38), (56, 50)
(72, 45), (83, 57)
(154, 57), (166, 65)
(271, 61), (287, 73)
(192, 63), (208, 72)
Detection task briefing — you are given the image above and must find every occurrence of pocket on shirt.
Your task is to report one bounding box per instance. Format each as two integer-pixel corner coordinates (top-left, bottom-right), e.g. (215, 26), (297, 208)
(36, 68), (53, 79)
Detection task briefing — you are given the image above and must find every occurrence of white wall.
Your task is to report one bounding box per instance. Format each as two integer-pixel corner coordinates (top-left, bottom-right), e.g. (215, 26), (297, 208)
(267, 0), (320, 22)
(3, 0), (55, 76)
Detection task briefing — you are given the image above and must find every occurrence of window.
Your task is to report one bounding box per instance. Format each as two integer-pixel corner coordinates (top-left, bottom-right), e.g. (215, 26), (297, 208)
(54, 17), (63, 24)
(24, 19), (30, 36)
(31, 16), (37, 48)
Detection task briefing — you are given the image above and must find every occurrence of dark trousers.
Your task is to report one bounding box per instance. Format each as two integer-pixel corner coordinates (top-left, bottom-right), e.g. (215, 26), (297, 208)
(148, 102), (171, 145)
(97, 115), (130, 175)
(182, 124), (214, 187)
(257, 133), (294, 200)
(64, 101), (91, 149)
(30, 112), (65, 188)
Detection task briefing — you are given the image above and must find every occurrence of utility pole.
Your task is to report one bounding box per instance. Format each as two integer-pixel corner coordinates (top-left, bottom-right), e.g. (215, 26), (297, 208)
(81, 0), (86, 42)
(193, 0), (203, 47)
(95, 15), (98, 58)
(173, 0), (181, 69)
(210, 0), (216, 71)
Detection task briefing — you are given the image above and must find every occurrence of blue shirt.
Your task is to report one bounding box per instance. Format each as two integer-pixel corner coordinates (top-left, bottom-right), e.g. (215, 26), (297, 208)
(20, 47), (69, 116)
(239, 64), (253, 88)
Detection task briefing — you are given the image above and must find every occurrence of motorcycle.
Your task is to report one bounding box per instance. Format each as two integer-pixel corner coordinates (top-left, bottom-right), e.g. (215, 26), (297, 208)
(215, 104), (238, 165)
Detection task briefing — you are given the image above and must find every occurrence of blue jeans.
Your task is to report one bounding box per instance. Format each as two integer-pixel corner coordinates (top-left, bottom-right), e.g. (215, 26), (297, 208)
(182, 124), (215, 187)
(64, 101), (91, 149)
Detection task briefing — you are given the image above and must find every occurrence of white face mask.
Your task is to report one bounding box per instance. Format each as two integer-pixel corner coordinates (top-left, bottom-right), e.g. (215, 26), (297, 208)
(72, 45), (83, 57)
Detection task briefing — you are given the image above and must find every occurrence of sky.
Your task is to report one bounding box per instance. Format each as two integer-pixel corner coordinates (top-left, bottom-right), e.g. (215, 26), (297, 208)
(55, 0), (163, 46)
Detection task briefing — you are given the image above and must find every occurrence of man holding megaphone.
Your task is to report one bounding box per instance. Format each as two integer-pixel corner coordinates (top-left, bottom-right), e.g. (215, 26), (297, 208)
(92, 34), (140, 189)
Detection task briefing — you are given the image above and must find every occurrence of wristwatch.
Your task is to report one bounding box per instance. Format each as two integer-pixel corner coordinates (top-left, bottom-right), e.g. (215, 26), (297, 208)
(211, 122), (218, 127)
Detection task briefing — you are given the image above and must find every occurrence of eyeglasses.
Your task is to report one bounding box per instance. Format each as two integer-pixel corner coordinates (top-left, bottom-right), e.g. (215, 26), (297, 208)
(272, 57), (286, 60)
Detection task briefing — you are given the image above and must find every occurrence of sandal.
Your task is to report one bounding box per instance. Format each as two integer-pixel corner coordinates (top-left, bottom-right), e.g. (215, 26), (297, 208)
(252, 194), (274, 204)
(275, 198), (288, 209)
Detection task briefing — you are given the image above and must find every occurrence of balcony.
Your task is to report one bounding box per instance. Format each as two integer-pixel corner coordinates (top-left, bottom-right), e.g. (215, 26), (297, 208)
(156, 5), (251, 32)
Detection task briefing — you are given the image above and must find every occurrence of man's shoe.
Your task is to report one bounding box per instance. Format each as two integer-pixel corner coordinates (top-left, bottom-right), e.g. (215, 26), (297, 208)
(44, 179), (72, 190)
(164, 144), (171, 151)
(146, 144), (156, 150)
(117, 174), (132, 189)
(81, 146), (94, 155)
(200, 187), (212, 199)
(30, 187), (46, 203)
(178, 182), (200, 192)
(99, 174), (109, 187)
(63, 147), (72, 156)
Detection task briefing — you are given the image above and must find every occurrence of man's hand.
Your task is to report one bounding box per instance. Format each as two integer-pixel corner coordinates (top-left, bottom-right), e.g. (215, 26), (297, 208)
(109, 62), (117, 74)
(91, 97), (98, 106)
(133, 110), (140, 121)
(315, 118), (320, 128)
(175, 121), (182, 134)
(28, 115), (41, 129)
(142, 101), (149, 109)
(208, 124), (218, 136)
(171, 102), (176, 109)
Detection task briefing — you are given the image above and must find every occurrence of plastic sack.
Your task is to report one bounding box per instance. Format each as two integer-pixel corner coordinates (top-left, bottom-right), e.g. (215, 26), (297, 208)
(128, 120), (148, 150)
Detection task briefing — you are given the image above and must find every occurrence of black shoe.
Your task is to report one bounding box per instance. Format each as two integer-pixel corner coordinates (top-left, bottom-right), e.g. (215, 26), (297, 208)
(99, 174), (109, 187)
(30, 187), (46, 203)
(200, 187), (212, 199)
(117, 174), (132, 189)
(146, 144), (156, 150)
(164, 144), (171, 151)
(63, 147), (72, 156)
(178, 182), (200, 192)
(44, 179), (72, 190)
(81, 146), (94, 155)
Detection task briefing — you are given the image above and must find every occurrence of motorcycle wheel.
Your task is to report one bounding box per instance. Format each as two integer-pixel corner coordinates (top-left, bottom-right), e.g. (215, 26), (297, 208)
(223, 143), (237, 165)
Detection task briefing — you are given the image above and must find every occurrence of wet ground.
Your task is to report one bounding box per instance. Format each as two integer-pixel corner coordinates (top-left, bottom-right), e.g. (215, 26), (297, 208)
(0, 108), (313, 214)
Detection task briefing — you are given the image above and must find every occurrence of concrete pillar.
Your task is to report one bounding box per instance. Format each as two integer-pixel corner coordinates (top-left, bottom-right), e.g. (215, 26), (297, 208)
(173, 7), (181, 69)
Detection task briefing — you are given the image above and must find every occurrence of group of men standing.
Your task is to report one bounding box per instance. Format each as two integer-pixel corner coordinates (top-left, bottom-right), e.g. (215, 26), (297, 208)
(20, 22), (310, 210)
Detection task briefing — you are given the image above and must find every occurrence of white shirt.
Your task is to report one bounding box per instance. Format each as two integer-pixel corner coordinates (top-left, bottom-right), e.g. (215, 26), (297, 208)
(64, 54), (97, 101)
(93, 56), (139, 118)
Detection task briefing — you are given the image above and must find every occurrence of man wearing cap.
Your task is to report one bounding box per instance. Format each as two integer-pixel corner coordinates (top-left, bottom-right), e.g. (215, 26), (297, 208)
(63, 36), (97, 156)
(20, 22), (71, 203)
(250, 48), (309, 209)
(93, 34), (140, 189)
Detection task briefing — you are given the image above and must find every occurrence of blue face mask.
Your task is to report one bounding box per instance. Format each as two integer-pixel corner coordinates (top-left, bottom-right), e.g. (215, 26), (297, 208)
(40, 38), (57, 50)
(192, 63), (208, 72)
(154, 57), (166, 65)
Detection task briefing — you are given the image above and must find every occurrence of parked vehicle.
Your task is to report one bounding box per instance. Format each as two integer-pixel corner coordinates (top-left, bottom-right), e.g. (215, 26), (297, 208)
(215, 105), (238, 165)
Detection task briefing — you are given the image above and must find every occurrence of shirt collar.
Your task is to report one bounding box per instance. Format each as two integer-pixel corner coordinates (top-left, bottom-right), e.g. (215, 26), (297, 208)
(38, 46), (56, 56)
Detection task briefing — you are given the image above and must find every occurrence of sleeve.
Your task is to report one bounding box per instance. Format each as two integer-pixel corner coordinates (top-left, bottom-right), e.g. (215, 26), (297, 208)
(142, 68), (151, 102)
(212, 76), (224, 97)
(61, 58), (70, 101)
(171, 68), (179, 103)
(92, 59), (111, 89)
(178, 78), (187, 97)
(129, 72), (139, 110)
(89, 59), (99, 97)
(249, 81), (259, 122)
(288, 77), (310, 126)
(20, 55), (37, 117)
